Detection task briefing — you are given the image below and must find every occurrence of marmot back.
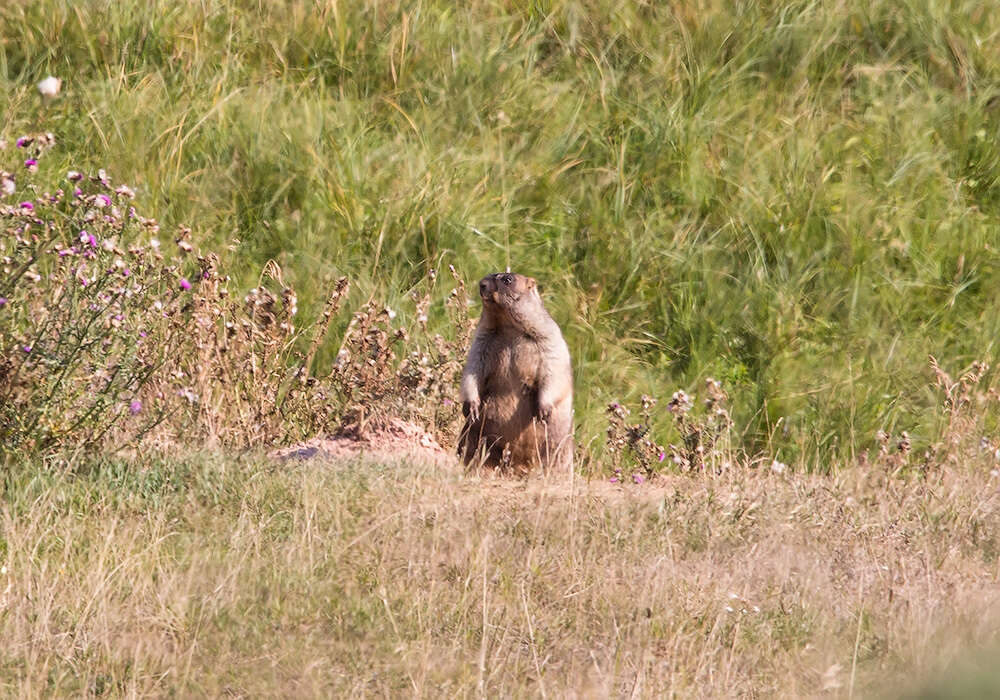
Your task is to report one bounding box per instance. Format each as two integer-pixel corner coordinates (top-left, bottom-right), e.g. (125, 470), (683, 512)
(458, 272), (573, 474)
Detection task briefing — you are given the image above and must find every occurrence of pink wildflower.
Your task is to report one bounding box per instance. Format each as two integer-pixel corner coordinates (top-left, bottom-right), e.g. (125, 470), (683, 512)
(179, 278), (191, 291)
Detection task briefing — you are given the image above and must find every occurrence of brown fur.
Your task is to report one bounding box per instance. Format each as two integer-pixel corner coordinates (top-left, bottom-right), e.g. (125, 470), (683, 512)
(458, 272), (573, 474)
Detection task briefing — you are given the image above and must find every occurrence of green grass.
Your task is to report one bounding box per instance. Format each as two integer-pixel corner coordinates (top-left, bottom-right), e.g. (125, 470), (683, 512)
(3, 0), (1000, 461)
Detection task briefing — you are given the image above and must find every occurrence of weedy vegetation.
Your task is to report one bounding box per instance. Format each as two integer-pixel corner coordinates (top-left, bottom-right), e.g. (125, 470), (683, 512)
(2, 0), (1000, 696)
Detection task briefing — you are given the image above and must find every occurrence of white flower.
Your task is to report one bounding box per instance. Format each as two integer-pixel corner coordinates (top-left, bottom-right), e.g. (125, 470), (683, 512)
(37, 76), (61, 98)
(770, 459), (787, 474)
(667, 390), (693, 415)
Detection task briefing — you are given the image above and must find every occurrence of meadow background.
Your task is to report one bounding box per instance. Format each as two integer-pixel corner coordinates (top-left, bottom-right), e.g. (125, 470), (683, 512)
(3, 0), (1000, 696)
(4, 0), (1000, 462)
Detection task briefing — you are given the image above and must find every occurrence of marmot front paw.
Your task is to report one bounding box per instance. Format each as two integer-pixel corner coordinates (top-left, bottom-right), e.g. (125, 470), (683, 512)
(463, 399), (481, 423)
(536, 401), (553, 423)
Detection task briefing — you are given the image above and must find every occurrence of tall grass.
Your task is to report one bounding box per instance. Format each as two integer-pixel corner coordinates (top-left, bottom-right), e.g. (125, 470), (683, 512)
(3, 0), (1000, 461)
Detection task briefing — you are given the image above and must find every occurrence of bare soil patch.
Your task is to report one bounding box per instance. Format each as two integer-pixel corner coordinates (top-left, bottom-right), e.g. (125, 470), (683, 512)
(272, 418), (454, 465)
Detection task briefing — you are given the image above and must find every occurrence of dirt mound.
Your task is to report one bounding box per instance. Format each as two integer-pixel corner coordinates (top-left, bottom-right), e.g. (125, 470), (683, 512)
(273, 418), (454, 465)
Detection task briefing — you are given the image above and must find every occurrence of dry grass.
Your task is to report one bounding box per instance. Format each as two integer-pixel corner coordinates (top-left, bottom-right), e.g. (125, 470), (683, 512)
(3, 453), (999, 697)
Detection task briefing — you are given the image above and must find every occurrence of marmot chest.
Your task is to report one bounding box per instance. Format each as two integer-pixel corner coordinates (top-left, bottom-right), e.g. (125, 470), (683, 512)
(485, 334), (542, 394)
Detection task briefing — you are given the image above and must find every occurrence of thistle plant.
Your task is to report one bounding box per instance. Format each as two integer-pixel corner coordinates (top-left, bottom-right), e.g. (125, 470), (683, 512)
(604, 395), (666, 482)
(0, 134), (200, 455)
(665, 378), (734, 472)
(329, 264), (472, 443)
(604, 379), (736, 481)
(0, 132), (470, 460)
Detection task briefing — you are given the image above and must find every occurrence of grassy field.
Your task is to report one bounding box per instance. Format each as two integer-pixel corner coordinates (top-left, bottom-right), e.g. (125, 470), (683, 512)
(4, 0), (1000, 696)
(2, 453), (999, 697)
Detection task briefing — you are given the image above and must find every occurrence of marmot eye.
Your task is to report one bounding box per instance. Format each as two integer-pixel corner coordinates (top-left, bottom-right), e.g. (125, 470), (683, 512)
(501, 274), (513, 286)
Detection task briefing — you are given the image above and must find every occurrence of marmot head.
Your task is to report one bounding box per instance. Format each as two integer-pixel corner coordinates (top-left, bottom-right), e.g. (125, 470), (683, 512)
(479, 272), (536, 305)
(478, 272), (543, 328)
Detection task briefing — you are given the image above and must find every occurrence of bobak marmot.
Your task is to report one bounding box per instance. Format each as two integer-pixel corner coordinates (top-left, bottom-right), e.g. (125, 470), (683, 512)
(459, 272), (573, 473)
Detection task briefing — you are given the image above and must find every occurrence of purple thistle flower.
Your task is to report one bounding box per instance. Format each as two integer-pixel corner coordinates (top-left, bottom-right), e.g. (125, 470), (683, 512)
(139, 330), (147, 338)
(129, 400), (142, 415)
(74, 187), (83, 198)
(15, 137), (28, 148)
(0, 298), (7, 307)
(22, 345), (31, 353)
(609, 476), (619, 483)
(95, 194), (111, 208)
(179, 277), (192, 291)
(122, 268), (131, 277)
(658, 451), (666, 462)
(67, 170), (83, 182)
(18, 201), (33, 211)
(633, 473), (645, 484)
(24, 159), (37, 171)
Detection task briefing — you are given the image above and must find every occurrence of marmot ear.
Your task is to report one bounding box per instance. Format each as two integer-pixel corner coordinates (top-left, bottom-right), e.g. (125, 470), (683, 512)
(529, 278), (543, 299)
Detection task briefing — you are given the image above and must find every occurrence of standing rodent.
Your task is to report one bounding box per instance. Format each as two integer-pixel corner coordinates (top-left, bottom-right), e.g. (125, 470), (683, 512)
(459, 272), (574, 474)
